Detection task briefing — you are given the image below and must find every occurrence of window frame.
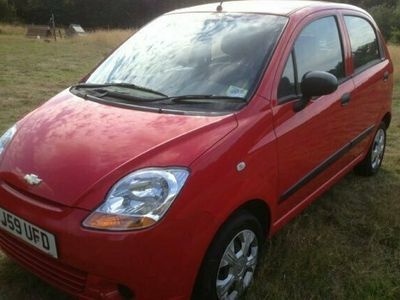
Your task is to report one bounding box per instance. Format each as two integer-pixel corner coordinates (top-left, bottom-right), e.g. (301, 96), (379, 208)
(343, 14), (385, 76)
(277, 15), (347, 105)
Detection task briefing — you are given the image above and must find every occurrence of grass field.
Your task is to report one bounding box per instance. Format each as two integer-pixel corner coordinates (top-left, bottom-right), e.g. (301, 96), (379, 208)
(0, 25), (399, 299)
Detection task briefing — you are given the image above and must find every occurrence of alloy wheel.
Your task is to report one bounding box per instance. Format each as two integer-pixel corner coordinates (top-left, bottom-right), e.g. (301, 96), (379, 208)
(216, 229), (259, 300)
(371, 128), (385, 170)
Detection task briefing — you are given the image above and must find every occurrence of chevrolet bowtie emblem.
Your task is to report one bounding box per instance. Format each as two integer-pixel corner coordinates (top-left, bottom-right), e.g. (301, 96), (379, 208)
(24, 174), (43, 186)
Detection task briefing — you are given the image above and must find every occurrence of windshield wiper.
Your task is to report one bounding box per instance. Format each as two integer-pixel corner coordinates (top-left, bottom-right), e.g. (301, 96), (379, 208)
(72, 83), (168, 98)
(74, 87), (247, 106)
(90, 89), (166, 103)
(157, 95), (247, 103)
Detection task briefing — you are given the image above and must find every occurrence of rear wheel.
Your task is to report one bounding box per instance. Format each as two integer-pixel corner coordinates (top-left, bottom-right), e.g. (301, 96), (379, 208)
(355, 122), (386, 176)
(193, 211), (264, 300)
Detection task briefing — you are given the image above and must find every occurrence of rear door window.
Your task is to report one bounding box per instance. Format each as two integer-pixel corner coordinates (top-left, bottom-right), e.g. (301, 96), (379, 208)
(344, 16), (381, 72)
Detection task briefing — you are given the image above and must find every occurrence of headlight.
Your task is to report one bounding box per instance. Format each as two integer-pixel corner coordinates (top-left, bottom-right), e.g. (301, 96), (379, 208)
(83, 168), (189, 231)
(0, 125), (17, 157)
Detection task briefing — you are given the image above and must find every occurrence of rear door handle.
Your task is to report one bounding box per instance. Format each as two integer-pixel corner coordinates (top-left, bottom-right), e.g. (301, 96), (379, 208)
(383, 71), (389, 82)
(341, 93), (351, 106)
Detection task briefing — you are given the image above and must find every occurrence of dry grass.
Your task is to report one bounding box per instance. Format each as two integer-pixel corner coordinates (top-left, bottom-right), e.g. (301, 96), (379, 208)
(78, 29), (135, 48)
(0, 23), (134, 48)
(389, 45), (400, 85)
(0, 23), (26, 35)
(0, 26), (399, 300)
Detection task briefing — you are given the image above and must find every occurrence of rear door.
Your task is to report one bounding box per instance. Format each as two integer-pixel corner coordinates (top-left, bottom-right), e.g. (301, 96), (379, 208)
(271, 13), (357, 218)
(341, 12), (393, 157)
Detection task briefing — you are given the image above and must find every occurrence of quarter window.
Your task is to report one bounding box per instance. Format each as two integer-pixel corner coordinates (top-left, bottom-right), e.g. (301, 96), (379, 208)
(278, 53), (296, 99)
(344, 16), (381, 71)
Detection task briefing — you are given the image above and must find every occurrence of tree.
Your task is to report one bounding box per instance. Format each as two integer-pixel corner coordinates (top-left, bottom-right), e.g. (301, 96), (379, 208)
(370, 4), (397, 40)
(329, 0), (398, 8)
(3, 0), (400, 44)
(0, 0), (17, 22)
(369, 1), (400, 42)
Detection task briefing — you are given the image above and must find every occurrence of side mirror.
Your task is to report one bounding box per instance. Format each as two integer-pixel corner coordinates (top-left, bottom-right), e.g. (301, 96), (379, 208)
(293, 71), (338, 112)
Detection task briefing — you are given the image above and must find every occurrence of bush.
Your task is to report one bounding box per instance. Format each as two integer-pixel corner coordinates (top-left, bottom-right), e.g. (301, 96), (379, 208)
(392, 30), (400, 43)
(392, 3), (400, 43)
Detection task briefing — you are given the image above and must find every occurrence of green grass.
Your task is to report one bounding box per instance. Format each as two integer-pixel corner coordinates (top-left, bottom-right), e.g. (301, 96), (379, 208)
(0, 28), (133, 133)
(0, 28), (399, 299)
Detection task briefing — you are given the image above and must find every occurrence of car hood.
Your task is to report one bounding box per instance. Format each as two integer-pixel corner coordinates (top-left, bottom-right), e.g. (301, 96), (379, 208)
(0, 90), (237, 208)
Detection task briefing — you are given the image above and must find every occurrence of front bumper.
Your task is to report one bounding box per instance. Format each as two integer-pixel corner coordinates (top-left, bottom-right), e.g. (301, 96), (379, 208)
(0, 230), (122, 299)
(0, 180), (208, 300)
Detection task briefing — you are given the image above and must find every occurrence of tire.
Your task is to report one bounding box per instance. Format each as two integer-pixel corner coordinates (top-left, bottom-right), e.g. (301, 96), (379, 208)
(192, 210), (264, 300)
(355, 122), (387, 176)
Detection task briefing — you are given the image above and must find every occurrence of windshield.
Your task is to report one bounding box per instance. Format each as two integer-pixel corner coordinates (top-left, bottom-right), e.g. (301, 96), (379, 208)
(82, 13), (287, 114)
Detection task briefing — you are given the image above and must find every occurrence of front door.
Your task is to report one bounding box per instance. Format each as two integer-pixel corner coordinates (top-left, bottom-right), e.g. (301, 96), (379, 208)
(272, 15), (357, 219)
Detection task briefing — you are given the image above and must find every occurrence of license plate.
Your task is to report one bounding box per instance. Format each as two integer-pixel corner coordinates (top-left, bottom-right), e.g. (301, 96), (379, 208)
(0, 208), (58, 258)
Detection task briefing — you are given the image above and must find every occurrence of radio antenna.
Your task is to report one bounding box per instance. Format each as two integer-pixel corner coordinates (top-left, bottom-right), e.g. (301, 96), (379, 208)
(217, 1), (224, 12)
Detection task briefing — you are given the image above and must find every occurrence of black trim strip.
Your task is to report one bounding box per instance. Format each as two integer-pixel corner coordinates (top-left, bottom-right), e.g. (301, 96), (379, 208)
(279, 125), (375, 203)
(81, 93), (233, 117)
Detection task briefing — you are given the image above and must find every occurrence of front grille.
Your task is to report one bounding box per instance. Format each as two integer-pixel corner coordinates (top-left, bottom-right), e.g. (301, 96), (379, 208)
(0, 230), (87, 295)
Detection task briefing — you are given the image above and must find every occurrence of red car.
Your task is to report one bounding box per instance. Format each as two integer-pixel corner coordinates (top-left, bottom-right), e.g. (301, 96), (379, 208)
(0, 1), (393, 299)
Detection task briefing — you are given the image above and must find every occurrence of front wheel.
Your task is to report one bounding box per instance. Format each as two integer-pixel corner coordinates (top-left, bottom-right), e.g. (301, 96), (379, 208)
(355, 122), (387, 176)
(193, 211), (263, 300)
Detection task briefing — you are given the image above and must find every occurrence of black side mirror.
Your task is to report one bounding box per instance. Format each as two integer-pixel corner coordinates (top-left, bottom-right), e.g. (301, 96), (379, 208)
(293, 71), (338, 112)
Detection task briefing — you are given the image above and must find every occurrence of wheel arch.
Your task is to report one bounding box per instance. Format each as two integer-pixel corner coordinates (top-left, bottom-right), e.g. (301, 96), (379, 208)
(191, 198), (271, 299)
(208, 198), (272, 248)
(382, 112), (391, 129)
(236, 199), (271, 238)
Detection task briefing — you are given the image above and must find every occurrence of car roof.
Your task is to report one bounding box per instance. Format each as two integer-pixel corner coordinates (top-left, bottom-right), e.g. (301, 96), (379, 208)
(169, 1), (364, 16)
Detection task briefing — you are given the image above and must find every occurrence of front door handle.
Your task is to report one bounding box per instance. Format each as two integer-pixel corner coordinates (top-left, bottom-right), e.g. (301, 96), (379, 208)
(383, 71), (389, 82)
(341, 93), (351, 106)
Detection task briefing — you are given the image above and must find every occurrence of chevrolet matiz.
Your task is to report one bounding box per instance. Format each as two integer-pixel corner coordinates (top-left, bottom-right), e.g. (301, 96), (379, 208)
(0, 1), (393, 299)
